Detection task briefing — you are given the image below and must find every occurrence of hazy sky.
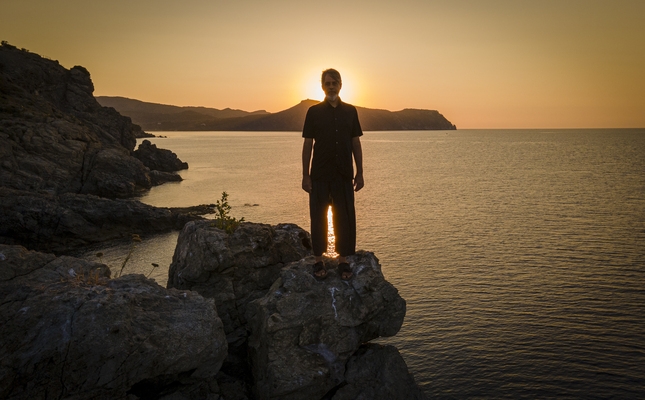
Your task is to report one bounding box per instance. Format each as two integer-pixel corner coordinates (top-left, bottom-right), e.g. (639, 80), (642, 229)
(3, 0), (644, 128)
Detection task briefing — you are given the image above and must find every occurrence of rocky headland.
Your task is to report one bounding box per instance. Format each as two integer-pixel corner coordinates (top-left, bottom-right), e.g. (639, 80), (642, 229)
(97, 96), (457, 131)
(0, 42), (428, 399)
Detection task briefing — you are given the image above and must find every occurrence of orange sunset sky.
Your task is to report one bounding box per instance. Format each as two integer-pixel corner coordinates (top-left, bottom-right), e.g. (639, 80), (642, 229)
(2, 0), (644, 129)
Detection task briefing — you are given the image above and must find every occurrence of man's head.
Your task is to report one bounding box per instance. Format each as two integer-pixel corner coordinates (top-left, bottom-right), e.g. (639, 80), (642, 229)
(321, 68), (342, 101)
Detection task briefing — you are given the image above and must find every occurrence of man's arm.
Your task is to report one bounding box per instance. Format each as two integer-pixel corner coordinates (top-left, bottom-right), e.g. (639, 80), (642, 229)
(352, 136), (364, 192)
(302, 138), (313, 193)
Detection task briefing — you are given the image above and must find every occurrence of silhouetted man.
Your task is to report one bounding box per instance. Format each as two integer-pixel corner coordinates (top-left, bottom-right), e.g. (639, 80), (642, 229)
(302, 68), (364, 280)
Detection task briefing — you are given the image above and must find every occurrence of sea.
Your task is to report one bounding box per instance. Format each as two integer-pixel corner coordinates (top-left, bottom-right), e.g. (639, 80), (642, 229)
(77, 129), (645, 399)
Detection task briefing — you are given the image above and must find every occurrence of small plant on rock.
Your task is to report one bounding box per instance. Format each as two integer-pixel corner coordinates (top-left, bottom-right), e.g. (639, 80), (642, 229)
(212, 191), (245, 234)
(146, 263), (159, 278)
(114, 233), (141, 278)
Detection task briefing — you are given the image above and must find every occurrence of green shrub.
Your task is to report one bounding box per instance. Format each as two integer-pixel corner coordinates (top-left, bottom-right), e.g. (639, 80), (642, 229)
(212, 191), (245, 234)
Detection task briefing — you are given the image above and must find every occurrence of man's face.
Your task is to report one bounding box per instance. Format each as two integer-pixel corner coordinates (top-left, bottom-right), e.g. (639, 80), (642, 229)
(322, 74), (342, 100)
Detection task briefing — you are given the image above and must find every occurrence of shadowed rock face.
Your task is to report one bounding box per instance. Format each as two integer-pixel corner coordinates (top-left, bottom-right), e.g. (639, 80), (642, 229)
(0, 43), (183, 198)
(246, 252), (406, 400)
(0, 244), (228, 400)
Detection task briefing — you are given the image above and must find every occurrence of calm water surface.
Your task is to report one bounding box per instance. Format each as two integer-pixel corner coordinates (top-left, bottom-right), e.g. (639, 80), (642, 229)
(81, 129), (645, 398)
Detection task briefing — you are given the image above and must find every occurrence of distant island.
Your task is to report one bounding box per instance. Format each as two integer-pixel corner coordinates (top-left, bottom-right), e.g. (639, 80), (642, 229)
(97, 96), (457, 132)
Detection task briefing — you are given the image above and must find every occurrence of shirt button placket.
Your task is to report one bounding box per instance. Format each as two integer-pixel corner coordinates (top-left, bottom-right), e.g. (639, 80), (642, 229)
(334, 109), (339, 158)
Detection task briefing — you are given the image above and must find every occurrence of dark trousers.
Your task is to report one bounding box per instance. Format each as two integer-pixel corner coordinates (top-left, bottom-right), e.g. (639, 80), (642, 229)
(309, 175), (356, 257)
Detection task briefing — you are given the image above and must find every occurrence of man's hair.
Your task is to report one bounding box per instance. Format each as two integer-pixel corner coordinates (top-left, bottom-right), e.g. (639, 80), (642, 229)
(321, 68), (342, 84)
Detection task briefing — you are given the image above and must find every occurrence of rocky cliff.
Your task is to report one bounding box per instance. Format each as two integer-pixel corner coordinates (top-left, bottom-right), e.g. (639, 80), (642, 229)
(0, 42), (202, 254)
(0, 42), (185, 199)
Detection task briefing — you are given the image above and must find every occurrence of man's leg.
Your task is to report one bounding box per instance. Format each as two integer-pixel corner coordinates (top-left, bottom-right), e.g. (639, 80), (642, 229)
(310, 179), (331, 261)
(330, 176), (356, 259)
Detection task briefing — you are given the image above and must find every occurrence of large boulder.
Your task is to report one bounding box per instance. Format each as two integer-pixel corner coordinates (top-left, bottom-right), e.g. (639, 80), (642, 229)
(167, 221), (313, 350)
(0, 43), (183, 198)
(245, 252), (406, 400)
(134, 139), (189, 172)
(0, 188), (212, 254)
(0, 244), (228, 400)
(332, 343), (428, 400)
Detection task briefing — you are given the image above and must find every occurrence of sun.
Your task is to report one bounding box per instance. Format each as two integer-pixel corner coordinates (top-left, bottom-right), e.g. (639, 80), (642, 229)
(300, 69), (357, 104)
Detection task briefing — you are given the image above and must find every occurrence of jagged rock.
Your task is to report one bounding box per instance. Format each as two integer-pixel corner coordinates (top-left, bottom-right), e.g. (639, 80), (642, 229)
(167, 221), (313, 350)
(245, 252), (406, 400)
(0, 43), (185, 198)
(331, 343), (428, 400)
(0, 188), (211, 254)
(134, 139), (188, 172)
(149, 169), (183, 186)
(0, 244), (228, 400)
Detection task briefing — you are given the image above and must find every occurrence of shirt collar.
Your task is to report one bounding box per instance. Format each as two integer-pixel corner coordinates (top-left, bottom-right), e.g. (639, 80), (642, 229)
(323, 97), (343, 108)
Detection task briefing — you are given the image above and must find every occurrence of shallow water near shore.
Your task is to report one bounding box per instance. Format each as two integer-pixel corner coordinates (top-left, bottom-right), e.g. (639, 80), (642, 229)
(78, 129), (645, 398)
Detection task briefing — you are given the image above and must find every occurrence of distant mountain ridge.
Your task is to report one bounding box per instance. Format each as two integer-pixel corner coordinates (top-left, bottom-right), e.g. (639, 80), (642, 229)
(96, 96), (457, 131)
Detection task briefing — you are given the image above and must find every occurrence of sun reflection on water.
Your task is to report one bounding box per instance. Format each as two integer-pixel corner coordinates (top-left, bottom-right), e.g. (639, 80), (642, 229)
(324, 206), (338, 258)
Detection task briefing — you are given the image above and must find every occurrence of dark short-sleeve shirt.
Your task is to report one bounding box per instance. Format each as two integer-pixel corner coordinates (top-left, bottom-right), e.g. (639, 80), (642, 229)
(302, 99), (363, 180)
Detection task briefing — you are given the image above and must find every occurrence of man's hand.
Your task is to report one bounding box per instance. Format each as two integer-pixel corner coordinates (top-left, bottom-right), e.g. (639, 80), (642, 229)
(353, 173), (364, 192)
(302, 175), (312, 193)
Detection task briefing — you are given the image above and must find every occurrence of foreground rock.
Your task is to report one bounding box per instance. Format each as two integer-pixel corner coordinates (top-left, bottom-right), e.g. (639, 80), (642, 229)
(168, 221), (313, 349)
(0, 188), (214, 254)
(1, 226), (427, 399)
(246, 252), (406, 399)
(167, 221), (425, 399)
(0, 43), (185, 198)
(0, 244), (228, 400)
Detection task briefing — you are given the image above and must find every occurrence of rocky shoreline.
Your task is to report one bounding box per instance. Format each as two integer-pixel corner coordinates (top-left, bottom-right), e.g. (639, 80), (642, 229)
(1, 226), (427, 399)
(0, 42), (428, 399)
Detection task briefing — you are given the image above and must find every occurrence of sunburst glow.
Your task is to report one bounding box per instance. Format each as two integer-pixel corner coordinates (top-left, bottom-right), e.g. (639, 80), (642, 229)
(301, 70), (357, 104)
(324, 206), (338, 258)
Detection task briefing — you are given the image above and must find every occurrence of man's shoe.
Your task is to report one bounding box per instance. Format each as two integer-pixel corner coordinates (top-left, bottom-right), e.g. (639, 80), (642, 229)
(313, 261), (327, 281)
(338, 262), (353, 281)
